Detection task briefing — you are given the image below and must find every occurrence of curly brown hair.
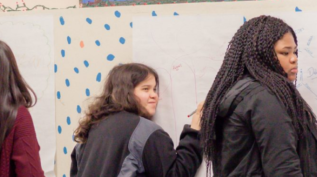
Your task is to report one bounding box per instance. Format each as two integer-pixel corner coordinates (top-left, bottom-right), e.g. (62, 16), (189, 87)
(74, 63), (159, 144)
(200, 15), (316, 175)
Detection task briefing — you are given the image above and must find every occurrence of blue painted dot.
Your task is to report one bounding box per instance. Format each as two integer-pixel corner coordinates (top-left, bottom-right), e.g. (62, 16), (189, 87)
(74, 67), (79, 73)
(115, 11), (121, 18)
(84, 60), (89, 67)
(130, 22), (133, 28)
(86, 18), (92, 24)
(243, 17), (247, 23)
(86, 88), (90, 96)
(96, 73), (102, 82)
(174, 12), (179, 16)
(107, 54), (115, 61)
(54, 64), (57, 73)
(119, 37), (126, 44)
(63, 147), (67, 154)
(152, 11), (157, 16)
(95, 40), (101, 46)
(58, 125), (62, 134)
(57, 91), (61, 99)
(67, 116), (71, 125)
(63, 175), (66, 177)
(67, 36), (71, 44)
(77, 105), (81, 113)
(104, 24), (110, 30)
(65, 79), (70, 87)
(295, 6), (302, 12)
(60, 16), (65, 25)
(61, 50), (65, 57)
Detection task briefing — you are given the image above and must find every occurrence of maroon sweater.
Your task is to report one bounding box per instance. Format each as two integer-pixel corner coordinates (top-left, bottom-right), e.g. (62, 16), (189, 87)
(0, 106), (45, 177)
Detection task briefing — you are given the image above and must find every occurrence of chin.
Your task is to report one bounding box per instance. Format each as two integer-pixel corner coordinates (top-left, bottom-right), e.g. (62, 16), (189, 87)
(148, 111), (156, 117)
(287, 74), (297, 82)
(288, 77), (296, 82)
(141, 109), (155, 119)
(146, 107), (156, 116)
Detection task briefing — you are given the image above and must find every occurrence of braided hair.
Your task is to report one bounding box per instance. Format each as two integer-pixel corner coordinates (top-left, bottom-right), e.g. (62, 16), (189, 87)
(200, 15), (315, 175)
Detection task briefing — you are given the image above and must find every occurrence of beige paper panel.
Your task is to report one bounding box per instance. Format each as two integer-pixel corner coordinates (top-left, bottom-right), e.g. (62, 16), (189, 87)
(54, 8), (133, 177)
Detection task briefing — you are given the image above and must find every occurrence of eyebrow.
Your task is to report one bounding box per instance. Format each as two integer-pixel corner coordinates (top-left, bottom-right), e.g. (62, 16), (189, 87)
(141, 85), (155, 87)
(282, 46), (297, 49)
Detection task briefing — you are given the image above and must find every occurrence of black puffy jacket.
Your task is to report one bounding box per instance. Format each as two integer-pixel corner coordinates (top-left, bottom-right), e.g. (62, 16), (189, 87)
(212, 76), (317, 177)
(70, 111), (202, 177)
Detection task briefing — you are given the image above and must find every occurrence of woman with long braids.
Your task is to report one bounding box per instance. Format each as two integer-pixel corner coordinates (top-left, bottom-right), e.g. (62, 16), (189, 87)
(0, 40), (44, 176)
(201, 15), (317, 177)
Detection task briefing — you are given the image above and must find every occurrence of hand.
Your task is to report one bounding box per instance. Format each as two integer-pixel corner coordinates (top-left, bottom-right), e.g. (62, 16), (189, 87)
(190, 101), (204, 131)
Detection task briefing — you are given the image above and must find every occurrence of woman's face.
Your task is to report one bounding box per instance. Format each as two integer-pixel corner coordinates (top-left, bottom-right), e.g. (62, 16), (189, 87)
(274, 32), (298, 82)
(133, 74), (158, 117)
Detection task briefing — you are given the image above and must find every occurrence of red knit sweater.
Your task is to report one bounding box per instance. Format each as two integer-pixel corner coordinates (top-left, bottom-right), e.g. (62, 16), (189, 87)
(0, 106), (45, 177)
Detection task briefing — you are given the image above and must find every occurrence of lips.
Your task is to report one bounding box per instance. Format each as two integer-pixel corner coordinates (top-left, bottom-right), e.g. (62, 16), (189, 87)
(290, 67), (298, 73)
(148, 102), (157, 106)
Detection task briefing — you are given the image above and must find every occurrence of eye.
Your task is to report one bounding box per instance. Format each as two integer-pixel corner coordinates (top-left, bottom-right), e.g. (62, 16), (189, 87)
(281, 52), (289, 56)
(142, 87), (149, 91)
(153, 88), (157, 92)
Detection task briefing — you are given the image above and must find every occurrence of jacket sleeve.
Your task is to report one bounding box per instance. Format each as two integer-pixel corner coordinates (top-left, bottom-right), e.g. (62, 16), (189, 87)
(70, 144), (80, 177)
(142, 125), (203, 177)
(12, 108), (45, 177)
(250, 90), (303, 177)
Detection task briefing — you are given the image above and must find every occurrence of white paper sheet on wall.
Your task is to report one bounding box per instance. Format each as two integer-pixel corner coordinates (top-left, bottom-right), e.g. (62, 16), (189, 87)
(269, 12), (317, 116)
(133, 15), (244, 177)
(0, 15), (55, 177)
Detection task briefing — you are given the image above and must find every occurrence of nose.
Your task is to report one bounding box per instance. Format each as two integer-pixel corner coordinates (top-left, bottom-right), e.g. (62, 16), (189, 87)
(290, 54), (298, 64)
(150, 90), (158, 99)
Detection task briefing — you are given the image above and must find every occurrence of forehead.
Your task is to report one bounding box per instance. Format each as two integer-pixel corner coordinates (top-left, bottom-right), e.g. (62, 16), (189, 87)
(274, 32), (296, 48)
(138, 74), (156, 85)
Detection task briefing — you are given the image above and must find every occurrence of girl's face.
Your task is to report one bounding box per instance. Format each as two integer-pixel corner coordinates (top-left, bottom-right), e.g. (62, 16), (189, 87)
(133, 74), (158, 117)
(274, 32), (298, 82)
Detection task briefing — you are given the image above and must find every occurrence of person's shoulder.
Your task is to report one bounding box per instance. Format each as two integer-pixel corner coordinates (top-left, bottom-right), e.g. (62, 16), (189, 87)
(109, 111), (162, 130)
(139, 116), (162, 130)
(229, 76), (277, 102)
(110, 111), (140, 120)
(15, 106), (33, 123)
(11, 106), (37, 138)
(219, 77), (267, 116)
(127, 117), (164, 159)
(128, 116), (165, 147)
(240, 81), (286, 114)
(105, 111), (141, 125)
(100, 111), (162, 136)
(17, 106), (30, 115)
(246, 81), (279, 103)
